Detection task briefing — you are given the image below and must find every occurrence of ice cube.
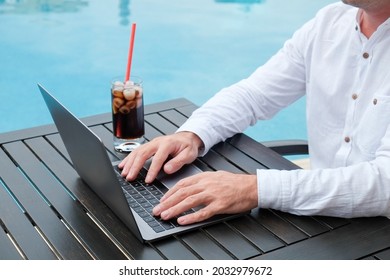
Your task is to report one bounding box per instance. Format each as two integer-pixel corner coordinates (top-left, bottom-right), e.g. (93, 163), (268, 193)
(113, 81), (124, 89)
(113, 97), (125, 108)
(125, 100), (136, 110)
(123, 88), (136, 100)
(124, 80), (135, 88)
(134, 86), (143, 98)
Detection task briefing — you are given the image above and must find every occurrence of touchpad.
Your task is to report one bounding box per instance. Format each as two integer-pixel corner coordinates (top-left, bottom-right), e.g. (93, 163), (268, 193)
(157, 164), (202, 189)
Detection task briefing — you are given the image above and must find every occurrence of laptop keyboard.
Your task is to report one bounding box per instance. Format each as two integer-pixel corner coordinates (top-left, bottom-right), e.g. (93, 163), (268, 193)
(114, 166), (194, 233)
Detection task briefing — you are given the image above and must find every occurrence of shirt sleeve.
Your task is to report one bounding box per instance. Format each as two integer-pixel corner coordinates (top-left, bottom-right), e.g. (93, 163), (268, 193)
(258, 124), (390, 218)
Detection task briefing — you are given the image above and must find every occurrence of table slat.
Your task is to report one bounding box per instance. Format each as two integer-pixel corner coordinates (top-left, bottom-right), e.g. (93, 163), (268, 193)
(0, 146), (92, 259)
(251, 209), (308, 244)
(0, 176), (57, 259)
(152, 239), (200, 260)
(228, 134), (300, 170)
(272, 210), (331, 237)
(254, 217), (390, 260)
(228, 216), (285, 253)
(204, 223), (262, 259)
(0, 222), (23, 260)
(180, 231), (235, 260)
(375, 248), (390, 260)
(159, 109), (188, 127)
(145, 114), (178, 135)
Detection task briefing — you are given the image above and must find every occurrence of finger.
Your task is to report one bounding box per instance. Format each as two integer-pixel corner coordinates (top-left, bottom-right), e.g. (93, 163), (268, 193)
(144, 148), (170, 183)
(117, 157), (127, 169)
(154, 182), (205, 218)
(152, 185), (189, 216)
(159, 193), (203, 221)
(124, 147), (156, 181)
(177, 207), (214, 225)
(118, 153), (134, 172)
(163, 149), (196, 175)
(159, 174), (201, 202)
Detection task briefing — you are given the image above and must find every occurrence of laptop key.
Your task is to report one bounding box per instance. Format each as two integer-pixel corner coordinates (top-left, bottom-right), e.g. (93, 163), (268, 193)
(160, 221), (175, 230)
(124, 188), (138, 195)
(144, 194), (154, 200)
(132, 193), (142, 200)
(151, 190), (162, 196)
(133, 206), (145, 213)
(149, 199), (159, 206)
(154, 183), (169, 193)
(138, 211), (150, 218)
(169, 218), (180, 227)
(141, 201), (152, 209)
(135, 198), (147, 204)
(124, 192), (132, 199)
(143, 216), (155, 223)
(152, 226), (165, 233)
(134, 185), (146, 192)
(140, 190), (149, 196)
(145, 185), (157, 191)
(126, 198), (136, 205)
(129, 202), (139, 209)
(147, 220), (160, 228)
(132, 181), (143, 187)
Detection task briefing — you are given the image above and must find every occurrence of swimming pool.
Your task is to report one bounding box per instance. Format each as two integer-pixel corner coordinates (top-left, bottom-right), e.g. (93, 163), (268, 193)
(0, 0), (336, 142)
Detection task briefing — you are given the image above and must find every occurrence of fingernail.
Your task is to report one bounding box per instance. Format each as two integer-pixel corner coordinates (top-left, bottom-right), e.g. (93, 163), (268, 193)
(161, 210), (170, 220)
(127, 169), (137, 180)
(128, 169), (136, 179)
(165, 163), (173, 173)
(153, 205), (161, 215)
(145, 174), (153, 183)
(177, 216), (186, 225)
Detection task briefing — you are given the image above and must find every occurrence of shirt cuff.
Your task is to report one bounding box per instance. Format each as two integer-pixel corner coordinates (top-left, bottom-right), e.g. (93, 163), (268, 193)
(257, 169), (291, 211)
(176, 120), (217, 157)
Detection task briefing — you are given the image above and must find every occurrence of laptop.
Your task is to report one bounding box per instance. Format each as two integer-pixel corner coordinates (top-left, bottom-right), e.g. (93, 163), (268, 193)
(37, 84), (245, 242)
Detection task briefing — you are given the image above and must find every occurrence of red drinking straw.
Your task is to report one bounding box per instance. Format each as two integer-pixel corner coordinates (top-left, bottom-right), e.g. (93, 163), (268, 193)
(125, 23), (137, 82)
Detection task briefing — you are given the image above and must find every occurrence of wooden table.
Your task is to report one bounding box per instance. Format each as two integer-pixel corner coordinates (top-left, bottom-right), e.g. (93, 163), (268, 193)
(1, 98), (390, 260)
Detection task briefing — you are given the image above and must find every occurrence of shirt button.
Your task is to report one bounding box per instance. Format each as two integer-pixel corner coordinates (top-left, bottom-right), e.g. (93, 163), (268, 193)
(373, 98), (378, 105)
(344, 136), (351, 143)
(363, 52), (370, 59)
(352, 93), (358, 100)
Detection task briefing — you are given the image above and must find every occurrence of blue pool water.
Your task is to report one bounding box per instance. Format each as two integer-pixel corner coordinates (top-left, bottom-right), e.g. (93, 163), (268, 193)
(0, 0), (336, 142)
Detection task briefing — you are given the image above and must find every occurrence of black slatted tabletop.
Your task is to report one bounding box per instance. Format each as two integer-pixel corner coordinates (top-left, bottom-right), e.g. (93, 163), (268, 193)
(1, 98), (389, 260)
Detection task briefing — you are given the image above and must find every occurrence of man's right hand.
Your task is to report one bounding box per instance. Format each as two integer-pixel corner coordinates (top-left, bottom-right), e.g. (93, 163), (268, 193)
(118, 131), (204, 183)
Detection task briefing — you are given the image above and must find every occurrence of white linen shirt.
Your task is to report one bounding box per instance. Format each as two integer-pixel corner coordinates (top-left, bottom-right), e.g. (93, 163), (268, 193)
(177, 3), (390, 218)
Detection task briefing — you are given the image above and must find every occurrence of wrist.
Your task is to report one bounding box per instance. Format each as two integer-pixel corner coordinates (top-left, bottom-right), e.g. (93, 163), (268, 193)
(177, 131), (205, 155)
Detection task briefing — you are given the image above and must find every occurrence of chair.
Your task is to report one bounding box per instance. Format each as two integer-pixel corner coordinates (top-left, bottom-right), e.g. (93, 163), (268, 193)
(262, 139), (310, 169)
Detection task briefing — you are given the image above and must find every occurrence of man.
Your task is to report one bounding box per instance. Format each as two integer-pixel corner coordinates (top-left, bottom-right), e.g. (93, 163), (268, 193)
(119, 0), (390, 225)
